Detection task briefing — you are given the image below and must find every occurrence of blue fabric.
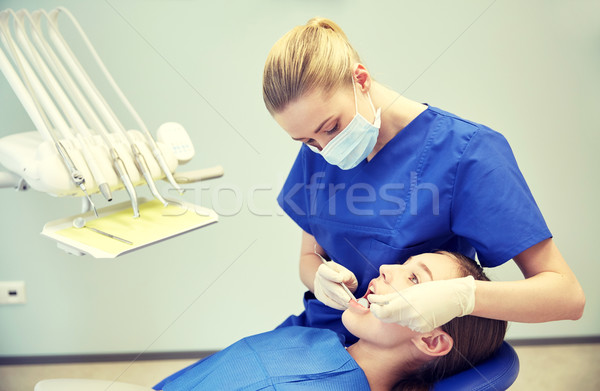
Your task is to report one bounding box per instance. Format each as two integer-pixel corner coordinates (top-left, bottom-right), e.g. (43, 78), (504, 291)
(153, 327), (370, 391)
(277, 106), (551, 342)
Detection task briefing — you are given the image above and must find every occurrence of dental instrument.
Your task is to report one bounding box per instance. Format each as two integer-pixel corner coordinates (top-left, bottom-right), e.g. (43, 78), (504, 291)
(28, 8), (127, 200)
(0, 10), (99, 216)
(0, 7), (224, 257)
(15, 9), (113, 202)
(357, 297), (369, 308)
(40, 9), (142, 216)
(56, 140), (98, 217)
(54, 7), (184, 196)
(73, 217), (132, 245)
(313, 244), (358, 302)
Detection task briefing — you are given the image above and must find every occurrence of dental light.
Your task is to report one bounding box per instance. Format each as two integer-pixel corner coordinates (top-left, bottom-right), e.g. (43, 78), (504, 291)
(0, 8), (223, 257)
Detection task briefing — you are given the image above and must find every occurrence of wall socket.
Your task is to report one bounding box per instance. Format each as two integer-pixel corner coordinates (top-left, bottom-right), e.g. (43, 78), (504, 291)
(0, 281), (26, 305)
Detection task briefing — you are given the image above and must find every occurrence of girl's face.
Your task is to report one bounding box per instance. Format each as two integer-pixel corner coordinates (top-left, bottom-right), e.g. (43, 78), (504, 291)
(273, 85), (376, 151)
(341, 253), (461, 348)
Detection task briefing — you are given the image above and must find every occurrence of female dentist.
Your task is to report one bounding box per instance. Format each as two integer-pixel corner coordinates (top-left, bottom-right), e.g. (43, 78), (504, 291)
(263, 17), (585, 344)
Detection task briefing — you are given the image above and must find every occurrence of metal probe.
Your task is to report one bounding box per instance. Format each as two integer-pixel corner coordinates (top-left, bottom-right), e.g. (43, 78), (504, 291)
(73, 217), (132, 245)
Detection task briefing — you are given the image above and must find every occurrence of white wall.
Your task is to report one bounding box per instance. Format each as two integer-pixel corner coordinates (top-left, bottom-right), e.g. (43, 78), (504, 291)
(0, 0), (598, 357)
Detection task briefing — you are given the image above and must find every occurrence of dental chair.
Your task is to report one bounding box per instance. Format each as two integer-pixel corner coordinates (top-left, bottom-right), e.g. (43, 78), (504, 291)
(35, 341), (519, 391)
(434, 341), (519, 390)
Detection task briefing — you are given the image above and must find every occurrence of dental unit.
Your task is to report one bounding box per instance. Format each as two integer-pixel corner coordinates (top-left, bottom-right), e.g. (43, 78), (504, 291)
(0, 8), (223, 257)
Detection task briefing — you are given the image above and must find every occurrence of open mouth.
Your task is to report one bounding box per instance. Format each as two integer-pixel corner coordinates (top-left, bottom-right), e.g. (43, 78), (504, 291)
(356, 284), (375, 309)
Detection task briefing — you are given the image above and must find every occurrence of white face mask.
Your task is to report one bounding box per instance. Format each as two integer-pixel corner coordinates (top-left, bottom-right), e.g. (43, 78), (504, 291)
(308, 79), (381, 170)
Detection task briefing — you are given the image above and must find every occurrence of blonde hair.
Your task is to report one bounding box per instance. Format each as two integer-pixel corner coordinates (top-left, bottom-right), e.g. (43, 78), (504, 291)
(262, 17), (361, 114)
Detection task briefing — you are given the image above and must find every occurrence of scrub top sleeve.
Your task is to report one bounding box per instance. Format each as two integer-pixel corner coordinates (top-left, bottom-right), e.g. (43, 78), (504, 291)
(450, 127), (551, 266)
(277, 145), (313, 235)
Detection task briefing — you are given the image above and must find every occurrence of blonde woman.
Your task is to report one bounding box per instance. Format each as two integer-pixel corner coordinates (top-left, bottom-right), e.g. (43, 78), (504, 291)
(263, 18), (584, 346)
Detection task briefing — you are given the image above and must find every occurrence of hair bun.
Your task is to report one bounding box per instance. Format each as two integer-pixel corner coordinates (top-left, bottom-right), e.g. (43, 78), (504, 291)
(306, 17), (348, 39)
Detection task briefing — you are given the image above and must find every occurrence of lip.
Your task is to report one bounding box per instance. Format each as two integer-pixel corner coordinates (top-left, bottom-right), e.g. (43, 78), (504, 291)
(347, 299), (370, 314)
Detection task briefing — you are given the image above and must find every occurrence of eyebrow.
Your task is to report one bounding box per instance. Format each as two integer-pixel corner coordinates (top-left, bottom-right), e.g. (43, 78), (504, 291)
(291, 116), (333, 141)
(416, 261), (433, 281)
(405, 257), (434, 280)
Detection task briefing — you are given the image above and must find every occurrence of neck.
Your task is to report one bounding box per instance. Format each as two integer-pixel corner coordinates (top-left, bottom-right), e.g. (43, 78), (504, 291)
(367, 82), (427, 160)
(347, 339), (423, 391)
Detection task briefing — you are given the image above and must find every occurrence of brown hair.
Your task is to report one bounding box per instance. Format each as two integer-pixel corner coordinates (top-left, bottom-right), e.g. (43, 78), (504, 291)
(394, 251), (508, 391)
(262, 17), (361, 114)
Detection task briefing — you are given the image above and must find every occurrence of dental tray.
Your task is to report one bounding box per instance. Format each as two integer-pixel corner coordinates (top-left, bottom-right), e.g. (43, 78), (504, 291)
(41, 198), (217, 258)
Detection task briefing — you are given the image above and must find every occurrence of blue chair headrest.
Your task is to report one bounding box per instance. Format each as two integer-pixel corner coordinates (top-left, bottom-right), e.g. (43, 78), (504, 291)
(433, 341), (519, 391)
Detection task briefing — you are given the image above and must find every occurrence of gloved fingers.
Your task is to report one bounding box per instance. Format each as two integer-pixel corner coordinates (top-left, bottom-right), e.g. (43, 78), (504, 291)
(368, 276), (477, 332)
(407, 319), (434, 333)
(328, 263), (358, 292)
(369, 301), (397, 323)
(316, 263), (344, 283)
(322, 281), (353, 306)
(322, 261), (356, 280)
(369, 299), (432, 331)
(366, 292), (399, 305)
(342, 274), (359, 293)
(316, 261), (358, 293)
(314, 282), (349, 310)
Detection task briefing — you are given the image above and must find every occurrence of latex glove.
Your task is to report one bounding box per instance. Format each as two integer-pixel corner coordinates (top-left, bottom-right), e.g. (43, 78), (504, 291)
(313, 261), (358, 310)
(368, 276), (476, 332)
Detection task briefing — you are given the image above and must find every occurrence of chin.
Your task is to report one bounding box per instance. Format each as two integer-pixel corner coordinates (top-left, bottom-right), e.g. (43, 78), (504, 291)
(342, 307), (381, 341)
(341, 308), (364, 339)
(342, 309), (415, 347)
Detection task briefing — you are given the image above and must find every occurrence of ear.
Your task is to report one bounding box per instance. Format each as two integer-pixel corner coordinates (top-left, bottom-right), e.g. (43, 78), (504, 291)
(352, 63), (372, 91)
(411, 329), (453, 357)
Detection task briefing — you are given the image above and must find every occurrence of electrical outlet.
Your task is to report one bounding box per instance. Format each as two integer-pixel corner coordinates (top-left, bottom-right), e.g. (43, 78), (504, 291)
(0, 281), (26, 305)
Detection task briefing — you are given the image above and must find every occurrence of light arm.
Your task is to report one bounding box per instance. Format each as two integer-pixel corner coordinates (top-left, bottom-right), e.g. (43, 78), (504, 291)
(299, 230), (324, 293)
(472, 238), (585, 322)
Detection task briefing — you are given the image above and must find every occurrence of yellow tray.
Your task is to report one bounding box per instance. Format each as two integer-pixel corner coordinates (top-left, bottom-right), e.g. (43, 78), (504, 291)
(42, 199), (218, 258)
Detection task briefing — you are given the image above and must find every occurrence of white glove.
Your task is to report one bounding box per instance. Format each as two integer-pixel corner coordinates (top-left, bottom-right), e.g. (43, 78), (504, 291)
(368, 276), (476, 332)
(313, 261), (358, 310)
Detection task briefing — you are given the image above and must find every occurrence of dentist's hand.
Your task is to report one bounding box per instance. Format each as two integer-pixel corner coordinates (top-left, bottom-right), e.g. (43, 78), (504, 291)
(314, 261), (358, 310)
(368, 276), (476, 332)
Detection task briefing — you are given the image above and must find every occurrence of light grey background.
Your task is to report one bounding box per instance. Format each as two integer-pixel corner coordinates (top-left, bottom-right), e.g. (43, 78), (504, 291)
(0, 0), (598, 357)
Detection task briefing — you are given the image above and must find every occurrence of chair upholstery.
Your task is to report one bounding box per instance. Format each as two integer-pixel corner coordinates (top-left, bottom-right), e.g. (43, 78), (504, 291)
(434, 341), (519, 391)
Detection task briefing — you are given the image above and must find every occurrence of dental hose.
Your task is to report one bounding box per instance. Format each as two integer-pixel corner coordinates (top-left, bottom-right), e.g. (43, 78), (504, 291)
(0, 10), (98, 215)
(48, 8), (172, 209)
(17, 9), (113, 202)
(56, 7), (184, 195)
(42, 9), (140, 217)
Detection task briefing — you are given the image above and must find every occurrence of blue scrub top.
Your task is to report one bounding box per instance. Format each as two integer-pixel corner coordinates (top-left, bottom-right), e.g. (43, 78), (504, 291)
(277, 106), (551, 343)
(154, 327), (370, 390)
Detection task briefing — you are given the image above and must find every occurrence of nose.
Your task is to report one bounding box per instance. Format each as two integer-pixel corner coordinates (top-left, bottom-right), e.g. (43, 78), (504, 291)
(313, 135), (332, 151)
(379, 264), (394, 283)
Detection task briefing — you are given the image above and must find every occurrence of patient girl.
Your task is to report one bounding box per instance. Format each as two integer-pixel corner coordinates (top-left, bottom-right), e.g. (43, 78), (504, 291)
(154, 252), (507, 391)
